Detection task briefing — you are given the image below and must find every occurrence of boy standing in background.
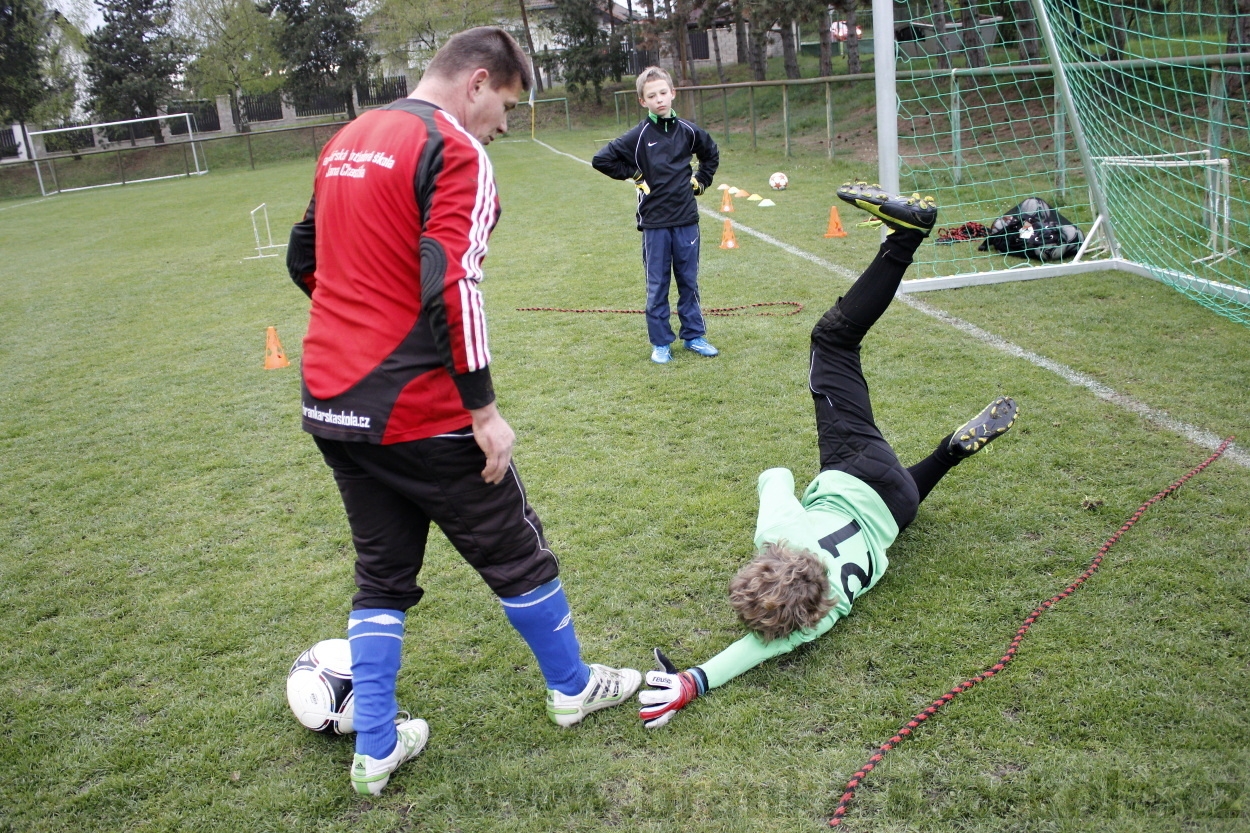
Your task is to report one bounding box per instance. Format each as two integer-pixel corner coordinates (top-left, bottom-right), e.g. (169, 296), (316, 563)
(593, 67), (720, 365)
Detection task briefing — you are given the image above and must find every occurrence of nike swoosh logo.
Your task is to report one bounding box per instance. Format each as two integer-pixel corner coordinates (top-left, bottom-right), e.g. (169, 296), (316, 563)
(647, 141), (657, 146)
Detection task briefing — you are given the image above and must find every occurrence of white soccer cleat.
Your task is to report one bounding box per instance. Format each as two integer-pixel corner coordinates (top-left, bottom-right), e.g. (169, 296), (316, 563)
(546, 664), (642, 728)
(350, 716), (429, 796)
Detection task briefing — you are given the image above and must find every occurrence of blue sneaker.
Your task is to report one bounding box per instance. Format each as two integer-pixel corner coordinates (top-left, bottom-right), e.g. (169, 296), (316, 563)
(684, 337), (719, 357)
(651, 345), (672, 364)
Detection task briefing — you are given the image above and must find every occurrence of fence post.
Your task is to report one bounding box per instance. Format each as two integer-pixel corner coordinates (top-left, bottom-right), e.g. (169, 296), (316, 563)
(565, 97), (571, 131)
(722, 88), (730, 146)
(825, 81), (834, 160)
(1053, 88), (1065, 199)
(182, 142), (189, 176)
(117, 149), (126, 184)
(782, 83), (790, 157)
(749, 86), (757, 151)
(247, 130), (255, 170)
(614, 92), (620, 126)
(950, 75), (962, 185)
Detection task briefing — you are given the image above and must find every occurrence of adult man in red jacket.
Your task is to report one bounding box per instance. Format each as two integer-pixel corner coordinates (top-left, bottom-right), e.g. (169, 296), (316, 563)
(287, 27), (640, 796)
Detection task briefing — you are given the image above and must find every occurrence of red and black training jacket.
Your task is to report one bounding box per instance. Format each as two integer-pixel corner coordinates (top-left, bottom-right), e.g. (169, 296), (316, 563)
(287, 99), (499, 444)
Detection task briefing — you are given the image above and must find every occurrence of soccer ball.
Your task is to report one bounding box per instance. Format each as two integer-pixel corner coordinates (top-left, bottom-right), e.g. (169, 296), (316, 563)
(768, 172), (789, 190)
(287, 639), (355, 735)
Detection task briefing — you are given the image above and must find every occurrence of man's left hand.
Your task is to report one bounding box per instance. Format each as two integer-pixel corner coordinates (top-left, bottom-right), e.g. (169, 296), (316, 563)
(691, 176), (705, 196)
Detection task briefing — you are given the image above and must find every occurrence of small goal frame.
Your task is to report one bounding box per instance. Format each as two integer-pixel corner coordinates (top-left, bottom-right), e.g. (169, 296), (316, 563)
(28, 113), (208, 196)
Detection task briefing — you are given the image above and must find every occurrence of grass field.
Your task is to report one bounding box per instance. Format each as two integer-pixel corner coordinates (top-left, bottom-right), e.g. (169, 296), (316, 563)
(1, 130), (1248, 833)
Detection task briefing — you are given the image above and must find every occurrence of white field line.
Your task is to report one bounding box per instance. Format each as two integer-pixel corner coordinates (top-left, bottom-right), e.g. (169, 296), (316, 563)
(529, 139), (1247, 468)
(0, 197), (52, 212)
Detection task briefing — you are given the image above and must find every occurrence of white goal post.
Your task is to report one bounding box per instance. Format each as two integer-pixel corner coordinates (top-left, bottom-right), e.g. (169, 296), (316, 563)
(28, 113), (208, 197)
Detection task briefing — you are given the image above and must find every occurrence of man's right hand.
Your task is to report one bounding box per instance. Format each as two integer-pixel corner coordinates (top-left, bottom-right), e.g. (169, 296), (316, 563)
(468, 402), (515, 484)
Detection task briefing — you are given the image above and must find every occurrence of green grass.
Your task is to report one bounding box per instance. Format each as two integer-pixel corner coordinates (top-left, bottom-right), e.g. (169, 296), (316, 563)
(1, 134), (1247, 833)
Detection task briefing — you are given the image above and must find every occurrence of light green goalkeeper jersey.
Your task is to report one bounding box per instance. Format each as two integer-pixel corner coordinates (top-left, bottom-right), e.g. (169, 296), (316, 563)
(697, 467), (900, 690)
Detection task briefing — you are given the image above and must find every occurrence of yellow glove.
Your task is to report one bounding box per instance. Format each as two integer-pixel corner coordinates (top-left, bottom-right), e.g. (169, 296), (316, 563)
(691, 176), (705, 196)
(631, 170), (651, 196)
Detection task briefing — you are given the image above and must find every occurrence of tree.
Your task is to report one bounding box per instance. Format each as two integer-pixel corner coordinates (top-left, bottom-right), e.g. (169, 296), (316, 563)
(516, 0), (542, 93)
(366, 0), (504, 80)
(959, 0), (987, 68)
(835, 0), (862, 74)
(550, 0), (625, 103)
(182, 0), (280, 132)
(85, 0), (185, 140)
(1010, 0), (1040, 62)
(29, 11), (79, 124)
(1, 0), (54, 132)
(262, 0), (373, 119)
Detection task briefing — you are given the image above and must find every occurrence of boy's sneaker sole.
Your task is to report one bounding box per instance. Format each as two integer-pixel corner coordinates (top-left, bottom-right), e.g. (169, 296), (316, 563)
(547, 664), (642, 728)
(949, 397), (1018, 458)
(836, 182), (938, 234)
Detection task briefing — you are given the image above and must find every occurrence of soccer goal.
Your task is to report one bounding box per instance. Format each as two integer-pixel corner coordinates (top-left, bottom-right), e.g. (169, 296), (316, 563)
(28, 113), (208, 196)
(875, 0), (1249, 326)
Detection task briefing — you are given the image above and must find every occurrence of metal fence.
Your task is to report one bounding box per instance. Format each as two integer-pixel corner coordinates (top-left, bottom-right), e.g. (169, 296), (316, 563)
(168, 100), (221, 133)
(0, 129), (18, 158)
(357, 75), (408, 108)
(294, 91), (347, 118)
(242, 92), (283, 123)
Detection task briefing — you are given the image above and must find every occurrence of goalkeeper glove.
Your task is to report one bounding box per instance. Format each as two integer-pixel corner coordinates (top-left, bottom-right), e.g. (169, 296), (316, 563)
(691, 176), (705, 196)
(638, 648), (706, 729)
(631, 170), (651, 196)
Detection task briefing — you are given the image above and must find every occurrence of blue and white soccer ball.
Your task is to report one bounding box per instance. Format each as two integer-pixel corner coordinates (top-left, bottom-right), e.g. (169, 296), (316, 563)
(286, 639), (355, 735)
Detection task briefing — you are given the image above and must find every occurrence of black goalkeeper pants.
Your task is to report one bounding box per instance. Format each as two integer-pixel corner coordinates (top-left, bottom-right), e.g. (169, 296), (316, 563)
(314, 430), (560, 612)
(809, 230), (961, 531)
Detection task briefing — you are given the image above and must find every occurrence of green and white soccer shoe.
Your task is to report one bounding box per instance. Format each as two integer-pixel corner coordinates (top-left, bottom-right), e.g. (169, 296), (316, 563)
(350, 715), (429, 796)
(546, 663), (642, 728)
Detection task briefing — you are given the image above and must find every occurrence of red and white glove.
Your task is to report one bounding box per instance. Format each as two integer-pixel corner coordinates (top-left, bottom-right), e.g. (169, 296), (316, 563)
(638, 649), (706, 729)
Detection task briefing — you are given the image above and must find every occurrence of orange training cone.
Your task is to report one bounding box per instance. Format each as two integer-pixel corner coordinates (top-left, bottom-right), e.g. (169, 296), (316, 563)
(824, 206), (847, 238)
(720, 188), (734, 213)
(719, 219), (739, 249)
(264, 326), (290, 369)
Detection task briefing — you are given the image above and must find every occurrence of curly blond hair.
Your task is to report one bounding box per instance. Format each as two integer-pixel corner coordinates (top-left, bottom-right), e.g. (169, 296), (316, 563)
(728, 542), (835, 642)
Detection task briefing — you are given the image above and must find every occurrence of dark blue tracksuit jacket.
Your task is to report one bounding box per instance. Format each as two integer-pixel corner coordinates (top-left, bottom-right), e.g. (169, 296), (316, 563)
(591, 113), (719, 230)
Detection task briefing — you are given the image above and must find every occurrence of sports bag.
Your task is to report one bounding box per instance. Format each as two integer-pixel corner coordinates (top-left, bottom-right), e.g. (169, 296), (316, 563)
(978, 197), (1083, 262)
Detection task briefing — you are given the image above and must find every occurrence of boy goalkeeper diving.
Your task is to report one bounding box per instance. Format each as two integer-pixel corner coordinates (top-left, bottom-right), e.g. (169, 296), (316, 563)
(638, 184), (1019, 727)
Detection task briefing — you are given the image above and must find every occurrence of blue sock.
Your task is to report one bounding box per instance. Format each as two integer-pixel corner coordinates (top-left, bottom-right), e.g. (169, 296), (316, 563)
(500, 579), (590, 696)
(348, 608), (406, 759)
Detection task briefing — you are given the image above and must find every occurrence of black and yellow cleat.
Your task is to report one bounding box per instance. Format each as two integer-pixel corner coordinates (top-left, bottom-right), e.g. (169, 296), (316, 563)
(836, 181), (938, 234)
(948, 396), (1018, 458)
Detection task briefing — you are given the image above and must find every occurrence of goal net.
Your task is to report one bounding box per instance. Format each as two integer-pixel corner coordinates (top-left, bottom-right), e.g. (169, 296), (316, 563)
(882, 0), (1249, 326)
(28, 113), (208, 196)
